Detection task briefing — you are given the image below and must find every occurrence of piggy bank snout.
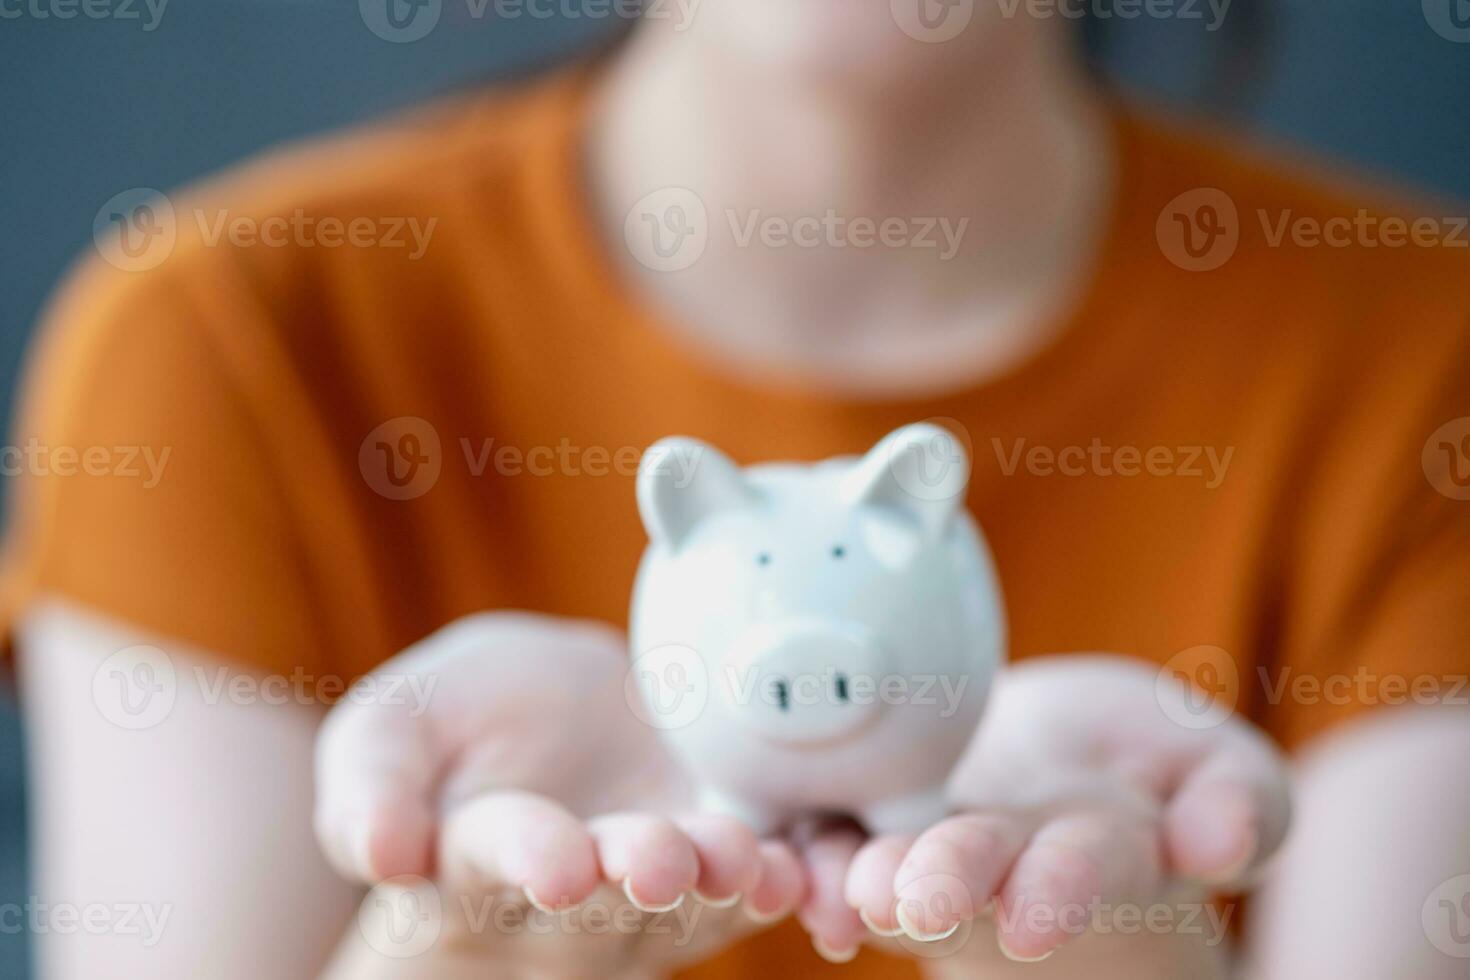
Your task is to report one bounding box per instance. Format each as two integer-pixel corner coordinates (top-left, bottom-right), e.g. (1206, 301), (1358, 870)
(723, 620), (889, 745)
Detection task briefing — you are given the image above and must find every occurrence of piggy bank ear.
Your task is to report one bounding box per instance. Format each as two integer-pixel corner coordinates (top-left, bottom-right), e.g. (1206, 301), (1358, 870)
(637, 437), (753, 551)
(843, 423), (970, 537)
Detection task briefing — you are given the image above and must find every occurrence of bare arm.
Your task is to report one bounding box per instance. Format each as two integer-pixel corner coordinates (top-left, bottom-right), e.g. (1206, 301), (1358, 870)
(1244, 705), (1470, 979)
(17, 598), (359, 979)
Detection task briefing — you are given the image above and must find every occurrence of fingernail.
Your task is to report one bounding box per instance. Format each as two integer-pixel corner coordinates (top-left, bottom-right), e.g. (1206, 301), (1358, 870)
(622, 877), (685, 914)
(997, 936), (1057, 962)
(812, 938), (859, 963)
(857, 907), (903, 938)
(1201, 828), (1258, 885)
(894, 900), (960, 943)
(693, 888), (742, 909)
(742, 899), (790, 924)
(522, 885), (567, 914)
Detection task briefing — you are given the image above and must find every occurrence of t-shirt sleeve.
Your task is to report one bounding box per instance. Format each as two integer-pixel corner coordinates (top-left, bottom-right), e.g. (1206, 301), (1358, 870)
(0, 253), (331, 678)
(1258, 309), (1470, 751)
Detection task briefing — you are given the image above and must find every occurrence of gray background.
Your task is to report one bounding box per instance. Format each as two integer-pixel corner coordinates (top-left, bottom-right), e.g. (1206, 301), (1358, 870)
(1, 0), (1468, 975)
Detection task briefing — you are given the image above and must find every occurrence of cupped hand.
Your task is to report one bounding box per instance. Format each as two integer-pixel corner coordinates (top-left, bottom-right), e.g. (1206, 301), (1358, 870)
(314, 612), (805, 975)
(796, 654), (1291, 965)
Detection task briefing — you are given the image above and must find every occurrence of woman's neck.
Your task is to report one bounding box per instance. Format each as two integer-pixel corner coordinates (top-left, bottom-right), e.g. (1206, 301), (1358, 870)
(587, 14), (1118, 397)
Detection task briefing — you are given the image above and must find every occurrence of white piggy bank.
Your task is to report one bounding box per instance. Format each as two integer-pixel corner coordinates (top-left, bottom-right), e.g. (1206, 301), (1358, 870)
(628, 423), (1005, 836)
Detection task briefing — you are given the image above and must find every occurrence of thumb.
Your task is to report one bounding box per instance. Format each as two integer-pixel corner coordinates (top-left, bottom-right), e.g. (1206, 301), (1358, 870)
(312, 611), (631, 883)
(314, 680), (440, 883)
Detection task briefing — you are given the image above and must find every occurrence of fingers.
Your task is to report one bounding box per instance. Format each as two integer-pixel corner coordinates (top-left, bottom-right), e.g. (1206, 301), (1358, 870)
(589, 813), (701, 912)
(314, 693), (438, 883)
(1164, 735), (1291, 885)
(995, 810), (1161, 962)
(746, 840), (805, 921)
(844, 835), (915, 936)
(313, 612), (624, 885)
(797, 825), (868, 962)
(444, 796), (794, 937)
(441, 791), (601, 909)
(889, 813), (1031, 941)
(674, 813), (762, 906)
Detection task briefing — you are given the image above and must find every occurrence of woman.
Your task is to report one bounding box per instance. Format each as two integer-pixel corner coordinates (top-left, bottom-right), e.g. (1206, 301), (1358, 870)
(4, 2), (1469, 978)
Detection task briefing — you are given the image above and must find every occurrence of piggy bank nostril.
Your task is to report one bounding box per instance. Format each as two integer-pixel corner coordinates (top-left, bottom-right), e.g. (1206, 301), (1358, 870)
(769, 677), (791, 712)
(833, 672), (850, 703)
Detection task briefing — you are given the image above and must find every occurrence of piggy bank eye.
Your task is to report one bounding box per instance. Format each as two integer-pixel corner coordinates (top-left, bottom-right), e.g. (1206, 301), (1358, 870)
(830, 545), (846, 559)
(756, 552), (772, 566)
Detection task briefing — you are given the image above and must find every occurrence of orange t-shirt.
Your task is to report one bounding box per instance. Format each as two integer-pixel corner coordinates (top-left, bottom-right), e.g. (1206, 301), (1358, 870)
(4, 65), (1470, 979)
